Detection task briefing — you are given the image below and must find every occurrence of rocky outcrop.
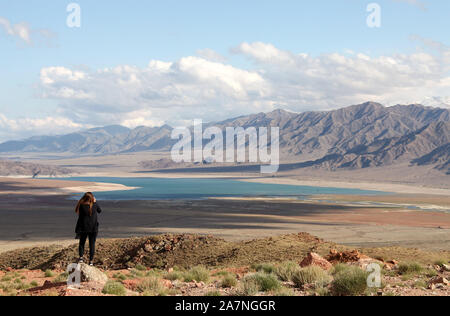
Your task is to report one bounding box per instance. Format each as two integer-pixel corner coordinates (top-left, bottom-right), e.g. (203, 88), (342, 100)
(326, 249), (369, 263)
(77, 264), (108, 284)
(300, 253), (332, 270)
(326, 249), (383, 269)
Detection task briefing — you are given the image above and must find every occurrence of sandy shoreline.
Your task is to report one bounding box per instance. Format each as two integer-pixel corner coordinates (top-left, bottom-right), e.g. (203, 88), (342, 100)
(22, 170), (450, 197)
(0, 177), (137, 196)
(239, 177), (450, 196)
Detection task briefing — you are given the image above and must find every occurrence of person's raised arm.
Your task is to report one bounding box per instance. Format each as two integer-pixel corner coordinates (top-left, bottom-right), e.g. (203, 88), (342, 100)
(94, 197), (102, 214)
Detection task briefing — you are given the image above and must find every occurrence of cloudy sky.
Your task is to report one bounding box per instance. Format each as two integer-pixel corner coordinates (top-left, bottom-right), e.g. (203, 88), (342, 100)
(0, 0), (449, 141)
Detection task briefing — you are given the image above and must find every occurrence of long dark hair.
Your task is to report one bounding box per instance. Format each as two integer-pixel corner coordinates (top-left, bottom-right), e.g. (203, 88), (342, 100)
(75, 192), (95, 216)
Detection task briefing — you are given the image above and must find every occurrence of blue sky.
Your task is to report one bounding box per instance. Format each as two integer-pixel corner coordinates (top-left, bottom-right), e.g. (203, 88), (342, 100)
(0, 0), (449, 140)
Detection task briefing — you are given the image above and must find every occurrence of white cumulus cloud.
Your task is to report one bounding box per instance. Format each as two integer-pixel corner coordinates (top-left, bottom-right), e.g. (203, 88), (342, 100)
(2, 41), (448, 141)
(0, 113), (87, 141)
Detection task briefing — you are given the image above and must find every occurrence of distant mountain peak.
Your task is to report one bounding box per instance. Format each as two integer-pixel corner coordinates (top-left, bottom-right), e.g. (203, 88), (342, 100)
(87, 125), (131, 137)
(0, 102), (448, 175)
(349, 101), (385, 112)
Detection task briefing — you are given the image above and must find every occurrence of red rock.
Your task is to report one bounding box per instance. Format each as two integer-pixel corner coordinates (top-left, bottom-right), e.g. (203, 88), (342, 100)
(43, 280), (52, 287)
(6, 267), (13, 272)
(122, 279), (140, 291)
(161, 279), (173, 289)
(326, 249), (370, 263)
(300, 252), (332, 270)
(429, 276), (449, 286)
(388, 260), (399, 265)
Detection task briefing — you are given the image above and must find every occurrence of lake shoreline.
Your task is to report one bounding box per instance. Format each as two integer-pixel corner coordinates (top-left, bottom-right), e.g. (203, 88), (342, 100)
(1, 174), (449, 253)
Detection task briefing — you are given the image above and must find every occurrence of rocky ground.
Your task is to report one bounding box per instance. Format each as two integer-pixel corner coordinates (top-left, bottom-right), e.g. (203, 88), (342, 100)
(0, 233), (448, 296)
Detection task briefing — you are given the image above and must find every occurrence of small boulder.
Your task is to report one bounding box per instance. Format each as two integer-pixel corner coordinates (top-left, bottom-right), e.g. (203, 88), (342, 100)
(300, 252), (332, 270)
(429, 276), (449, 286)
(442, 264), (450, 272)
(78, 264), (108, 284)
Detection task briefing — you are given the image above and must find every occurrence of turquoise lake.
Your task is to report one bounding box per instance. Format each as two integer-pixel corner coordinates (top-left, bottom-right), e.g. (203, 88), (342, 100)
(62, 177), (388, 200)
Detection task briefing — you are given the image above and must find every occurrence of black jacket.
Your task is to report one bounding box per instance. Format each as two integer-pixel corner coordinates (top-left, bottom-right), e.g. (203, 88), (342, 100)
(75, 203), (102, 234)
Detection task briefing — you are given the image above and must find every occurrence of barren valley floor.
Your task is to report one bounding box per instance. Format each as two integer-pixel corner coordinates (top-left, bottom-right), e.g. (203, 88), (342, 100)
(0, 178), (449, 253)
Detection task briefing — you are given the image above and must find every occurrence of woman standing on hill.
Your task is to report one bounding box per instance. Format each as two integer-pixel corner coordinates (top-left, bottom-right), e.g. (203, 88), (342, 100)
(75, 192), (102, 266)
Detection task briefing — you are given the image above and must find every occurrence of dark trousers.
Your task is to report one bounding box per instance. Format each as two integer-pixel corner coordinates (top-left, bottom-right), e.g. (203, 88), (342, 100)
(78, 232), (97, 261)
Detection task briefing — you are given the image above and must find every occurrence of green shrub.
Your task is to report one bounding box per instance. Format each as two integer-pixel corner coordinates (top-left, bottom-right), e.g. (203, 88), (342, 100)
(414, 280), (427, 289)
(30, 281), (38, 287)
(146, 270), (164, 278)
(213, 271), (231, 277)
(251, 263), (276, 274)
(44, 270), (54, 278)
(275, 261), (300, 282)
(314, 287), (331, 296)
(102, 281), (126, 296)
(183, 266), (210, 283)
(6, 280), (28, 291)
(221, 275), (237, 288)
(137, 277), (162, 293)
(292, 266), (332, 288)
(331, 263), (349, 276)
(143, 288), (171, 296)
(54, 272), (69, 283)
(240, 277), (260, 296)
(425, 268), (438, 278)
(243, 273), (281, 292)
(1, 275), (12, 282)
(205, 290), (222, 296)
(398, 262), (423, 275)
(113, 273), (127, 281)
(0, 282), (14, 292)
(273, 287), (295, 296)
(331, 266), (368, 296)
(130, 269), (145, 278)
(135, 264), (147, 271)
(165, 271), (183, 281)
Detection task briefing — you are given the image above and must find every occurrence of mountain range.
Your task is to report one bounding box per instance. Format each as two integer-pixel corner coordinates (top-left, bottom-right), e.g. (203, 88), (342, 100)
(0, 102), (449, 174)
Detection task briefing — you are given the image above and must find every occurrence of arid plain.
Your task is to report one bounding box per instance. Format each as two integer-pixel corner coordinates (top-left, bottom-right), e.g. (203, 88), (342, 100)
(1, 151), (449, 254)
